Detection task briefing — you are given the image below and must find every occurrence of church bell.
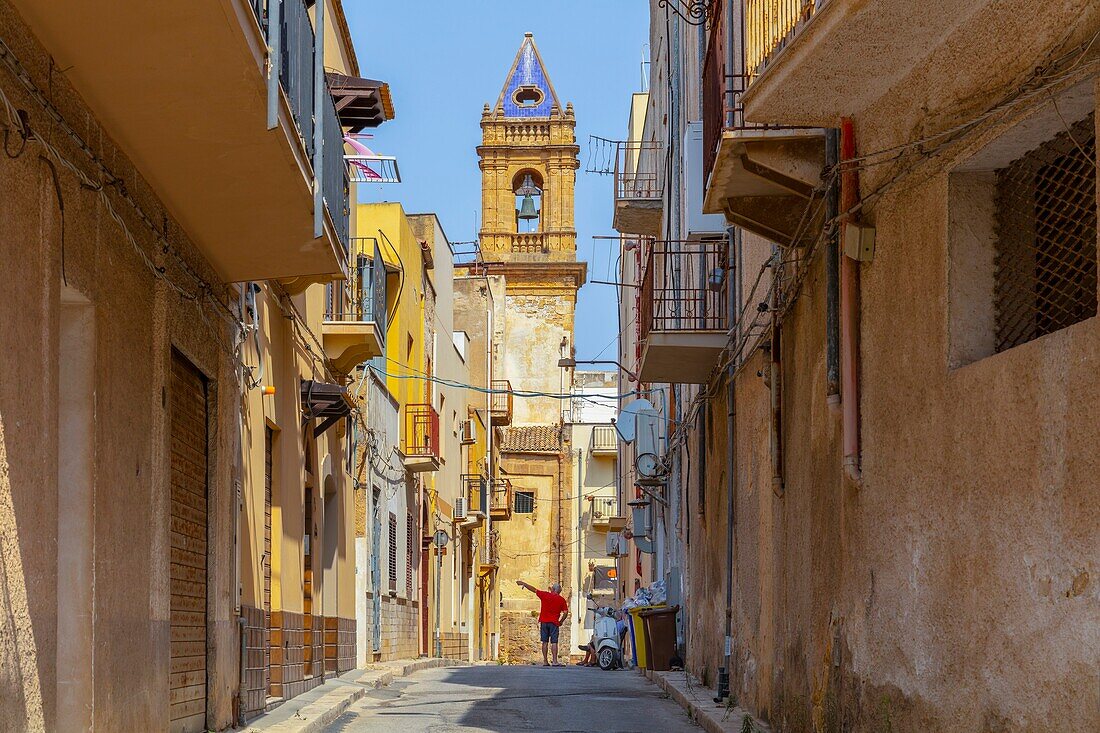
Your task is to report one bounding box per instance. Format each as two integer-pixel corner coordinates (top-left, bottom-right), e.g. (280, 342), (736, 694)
(517, 194), (538, 221)
(516, 174), (539, 221)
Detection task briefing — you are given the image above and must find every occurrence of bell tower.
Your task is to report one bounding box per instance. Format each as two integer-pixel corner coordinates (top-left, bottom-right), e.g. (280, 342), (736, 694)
(479, 33), (586, 424)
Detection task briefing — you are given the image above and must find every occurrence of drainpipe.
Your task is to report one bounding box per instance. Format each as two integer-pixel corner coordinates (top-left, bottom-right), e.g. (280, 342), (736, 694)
(825, 130), (840, 409)
(312, 0), (325, 239)
(768, 262), (784, 498)
(576, 448), (584, 647)
(839, 118), (863, 486)
(484, 290), (495, 659)
(718, 225), (740, 702)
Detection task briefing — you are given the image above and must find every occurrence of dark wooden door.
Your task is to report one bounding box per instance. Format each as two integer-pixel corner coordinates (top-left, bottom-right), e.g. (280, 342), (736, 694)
(169, 352), (208, 733)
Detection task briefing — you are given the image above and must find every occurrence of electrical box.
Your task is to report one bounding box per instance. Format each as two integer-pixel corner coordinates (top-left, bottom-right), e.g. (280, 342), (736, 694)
(844, 223), (876, 262)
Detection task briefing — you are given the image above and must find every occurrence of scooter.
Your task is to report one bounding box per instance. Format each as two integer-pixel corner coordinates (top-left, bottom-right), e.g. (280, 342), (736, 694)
(586, 594), (623, 670)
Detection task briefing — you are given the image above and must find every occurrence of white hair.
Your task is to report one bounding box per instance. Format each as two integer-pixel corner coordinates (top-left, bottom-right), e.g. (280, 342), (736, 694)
(550, 583), (562, 593)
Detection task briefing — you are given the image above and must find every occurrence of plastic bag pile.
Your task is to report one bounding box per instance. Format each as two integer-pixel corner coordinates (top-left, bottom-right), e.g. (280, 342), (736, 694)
(622, 579), (667, 610)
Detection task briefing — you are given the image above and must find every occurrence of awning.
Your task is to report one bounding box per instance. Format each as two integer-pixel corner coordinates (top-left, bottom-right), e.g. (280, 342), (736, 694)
(327, 72), (395, 132)
(300, 379), (352, 437)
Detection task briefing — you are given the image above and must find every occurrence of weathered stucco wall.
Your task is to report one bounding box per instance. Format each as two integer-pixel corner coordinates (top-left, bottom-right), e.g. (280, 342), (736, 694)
(496, 453), (574, 663)
(0, 2), (239, 729)
(686, 83), (1100, 733)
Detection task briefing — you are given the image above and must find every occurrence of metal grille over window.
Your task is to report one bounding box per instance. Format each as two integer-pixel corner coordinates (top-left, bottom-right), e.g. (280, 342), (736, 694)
(514, 490), (535, 514)
(994, 114), (1097, 352)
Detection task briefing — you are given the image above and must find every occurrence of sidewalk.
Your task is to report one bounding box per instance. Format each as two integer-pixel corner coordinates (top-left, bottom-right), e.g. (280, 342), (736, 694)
(242, 658), (460, 733)
(643, 669), (771, 733)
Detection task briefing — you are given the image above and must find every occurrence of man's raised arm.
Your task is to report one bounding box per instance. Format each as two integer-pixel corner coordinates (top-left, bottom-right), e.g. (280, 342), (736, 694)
(516, 580), (537, 594)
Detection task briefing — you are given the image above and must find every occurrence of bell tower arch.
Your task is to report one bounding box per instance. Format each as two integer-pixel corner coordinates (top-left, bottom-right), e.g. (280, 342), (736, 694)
(477, 33), (586, 424)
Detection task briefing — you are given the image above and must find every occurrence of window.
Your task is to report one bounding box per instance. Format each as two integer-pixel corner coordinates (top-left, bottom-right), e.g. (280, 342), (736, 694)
(388, 512), (398, 591)
(513, 86), (544, 108)
(949, 103), (1097, 367)
(994, 113), (1096, 352)
(514, 490), (535, 514)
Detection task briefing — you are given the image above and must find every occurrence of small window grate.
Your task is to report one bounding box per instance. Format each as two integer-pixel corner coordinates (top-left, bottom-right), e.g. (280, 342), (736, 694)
(514, 490), (535, 514)
(994, 113), (1097, 352)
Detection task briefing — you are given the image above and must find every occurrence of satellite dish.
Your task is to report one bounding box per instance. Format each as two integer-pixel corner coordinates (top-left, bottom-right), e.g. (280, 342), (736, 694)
(614, 398), (656, 443)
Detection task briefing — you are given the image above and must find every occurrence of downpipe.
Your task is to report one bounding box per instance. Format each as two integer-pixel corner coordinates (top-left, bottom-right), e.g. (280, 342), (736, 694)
(718, 226), (740, 703)
(825, 129), (841, 412)
(768, 259), (784, 498)
(839, 118), (864, 487)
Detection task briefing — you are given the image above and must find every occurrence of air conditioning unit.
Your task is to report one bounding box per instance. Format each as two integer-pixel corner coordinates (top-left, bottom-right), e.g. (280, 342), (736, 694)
(606, 532), (627, 557)
(459, 418), (477, 444)
(453, 496), (468, 521)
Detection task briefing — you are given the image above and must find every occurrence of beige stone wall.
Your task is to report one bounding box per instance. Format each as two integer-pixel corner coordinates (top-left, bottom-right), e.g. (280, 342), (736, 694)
(0, 3), (240, 730)
(377, 595), (419, 662)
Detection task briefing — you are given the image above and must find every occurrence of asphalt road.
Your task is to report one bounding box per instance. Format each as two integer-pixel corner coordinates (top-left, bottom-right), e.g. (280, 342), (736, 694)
(321, 663), (702, 733)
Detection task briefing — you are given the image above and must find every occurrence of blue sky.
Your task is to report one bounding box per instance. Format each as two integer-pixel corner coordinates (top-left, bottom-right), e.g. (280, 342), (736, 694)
(343, 1), (650, 363)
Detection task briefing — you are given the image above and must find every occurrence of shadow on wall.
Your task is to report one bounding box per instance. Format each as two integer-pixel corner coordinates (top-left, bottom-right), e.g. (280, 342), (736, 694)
(0, 410), (47, 732)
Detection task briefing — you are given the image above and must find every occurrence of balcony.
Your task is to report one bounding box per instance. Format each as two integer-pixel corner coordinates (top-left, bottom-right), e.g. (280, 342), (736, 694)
(403, 404), (440, 472)
(588, 496), (625, 532)
(461, 475), (487, 520)
(591, 425), (618, 456)
(613, 141), (664, 237)
(701, 4), (825, 247)
(490, 380), (514, 425)
(11, 0), (354, 282)
(482, 531), (501, 571)
(737, 0), (1053, 126)
(489, 479), (513, 521)
(638, 242), (729, 384)
(322, 238), (387, 375)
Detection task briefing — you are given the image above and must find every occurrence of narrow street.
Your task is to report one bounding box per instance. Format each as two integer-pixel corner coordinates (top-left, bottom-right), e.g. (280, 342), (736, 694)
(322, 665), (701, 733)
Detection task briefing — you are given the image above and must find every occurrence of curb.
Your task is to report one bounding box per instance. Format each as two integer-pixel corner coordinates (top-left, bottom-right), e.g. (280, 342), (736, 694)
(643, 669), (769, 733)
(245, 658), (458, 733)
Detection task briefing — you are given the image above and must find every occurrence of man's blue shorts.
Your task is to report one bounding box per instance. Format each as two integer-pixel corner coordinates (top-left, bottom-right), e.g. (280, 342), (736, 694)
(539, 621), (560, 643)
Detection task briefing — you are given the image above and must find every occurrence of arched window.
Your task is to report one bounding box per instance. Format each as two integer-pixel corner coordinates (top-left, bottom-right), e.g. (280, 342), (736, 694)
(513, 170), (543, 233)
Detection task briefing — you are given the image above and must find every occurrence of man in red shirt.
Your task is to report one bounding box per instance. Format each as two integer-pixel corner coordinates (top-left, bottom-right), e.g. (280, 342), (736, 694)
(517, 580), (569, 666)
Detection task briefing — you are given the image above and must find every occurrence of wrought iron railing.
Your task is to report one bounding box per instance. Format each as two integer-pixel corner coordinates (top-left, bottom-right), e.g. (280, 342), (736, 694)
(490, 479), (513, 516)
(462, 474), (487, 515)
(324, 238), (387, 341)
(345, 154), (401, 185)
(702, 0), (818, 184)
(745, 0), (818, 78)
(322, 90), (350, 252)
(404, 404), (440, 459)
(614, 140), (663, 201)
(249, 0), (266, 30)
(590, 496), (619, 522)
(490, 380), (513, 424)
(487, 530), (500, 564)
(591, 425), (618, 453)
(279, 0), (315, 158)
(639, 241), (729, 344)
